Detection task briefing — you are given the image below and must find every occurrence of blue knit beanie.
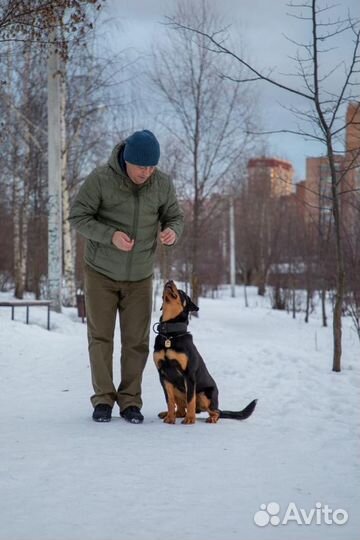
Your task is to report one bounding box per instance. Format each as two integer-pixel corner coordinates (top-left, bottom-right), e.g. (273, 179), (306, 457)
(123, 130), (160, 166)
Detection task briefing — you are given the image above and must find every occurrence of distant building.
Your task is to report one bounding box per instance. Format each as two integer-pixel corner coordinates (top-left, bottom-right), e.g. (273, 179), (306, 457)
(303, 155), (346, 224)
(296, 180), (306, 202)
(303, 103), (360, 227)
(346, 102), (360, 157)
(343, 102), (360, 231)
(247, 157), (294, 198)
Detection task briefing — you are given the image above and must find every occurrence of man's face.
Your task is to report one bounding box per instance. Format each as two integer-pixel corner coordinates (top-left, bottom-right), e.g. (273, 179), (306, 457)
(125, 161), (155, 185)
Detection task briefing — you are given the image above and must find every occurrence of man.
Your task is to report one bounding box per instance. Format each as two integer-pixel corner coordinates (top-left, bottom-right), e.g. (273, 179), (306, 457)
(69, 130), (184, 424)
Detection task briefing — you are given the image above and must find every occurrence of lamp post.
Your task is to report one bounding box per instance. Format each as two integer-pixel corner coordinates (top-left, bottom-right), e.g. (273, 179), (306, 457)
(229, 197), (236, 298)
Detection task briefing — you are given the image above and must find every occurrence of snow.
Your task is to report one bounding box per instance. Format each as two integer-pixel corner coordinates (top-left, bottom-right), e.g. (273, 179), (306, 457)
(0, 286), (359, 540)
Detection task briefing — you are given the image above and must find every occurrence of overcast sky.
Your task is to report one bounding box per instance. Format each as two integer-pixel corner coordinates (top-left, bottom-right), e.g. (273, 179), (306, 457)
(103, 0), (360, 180)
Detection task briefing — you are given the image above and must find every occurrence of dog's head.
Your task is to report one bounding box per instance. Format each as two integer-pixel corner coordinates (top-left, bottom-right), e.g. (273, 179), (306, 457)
(161, 280), (199, 322)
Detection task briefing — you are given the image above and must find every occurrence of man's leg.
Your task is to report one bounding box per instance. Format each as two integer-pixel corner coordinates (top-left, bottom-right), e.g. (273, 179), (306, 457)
(84, 265), (119, 408)
(117, 276), (153, 412)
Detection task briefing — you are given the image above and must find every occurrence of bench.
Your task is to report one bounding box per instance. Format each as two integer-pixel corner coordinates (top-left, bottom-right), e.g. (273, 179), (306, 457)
(0, 300), (51, 330)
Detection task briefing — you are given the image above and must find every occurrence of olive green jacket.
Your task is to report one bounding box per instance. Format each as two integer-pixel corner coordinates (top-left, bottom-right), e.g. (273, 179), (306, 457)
(69, 143), (184, 281)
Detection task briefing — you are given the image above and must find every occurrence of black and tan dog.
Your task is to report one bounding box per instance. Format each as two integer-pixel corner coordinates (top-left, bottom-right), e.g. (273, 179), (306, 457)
(153, 280), (257, 424)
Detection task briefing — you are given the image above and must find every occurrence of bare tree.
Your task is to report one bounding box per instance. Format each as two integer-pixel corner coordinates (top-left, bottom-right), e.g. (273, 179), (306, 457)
(64, 37), (135, 295)
(150, 0), (257, 308)
(0, 43), (47, 299)
(168, 0), (360, 371)
(1, 0), (104, 310)
(0, 0), (102, 53)
(0, 18), (132, 304)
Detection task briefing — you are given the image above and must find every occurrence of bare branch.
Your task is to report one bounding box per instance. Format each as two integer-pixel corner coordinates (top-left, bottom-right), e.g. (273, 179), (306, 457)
(329, 26), (360, 128)
(165, 16), (315, 102)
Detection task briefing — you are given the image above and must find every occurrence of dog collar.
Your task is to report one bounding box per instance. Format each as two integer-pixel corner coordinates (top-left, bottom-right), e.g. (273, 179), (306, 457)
(152, 322), (189, 348)
(154, 322), (189, 335)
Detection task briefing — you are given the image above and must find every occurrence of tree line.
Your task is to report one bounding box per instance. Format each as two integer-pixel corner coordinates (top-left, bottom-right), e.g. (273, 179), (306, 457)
(0, 0), (359, 372)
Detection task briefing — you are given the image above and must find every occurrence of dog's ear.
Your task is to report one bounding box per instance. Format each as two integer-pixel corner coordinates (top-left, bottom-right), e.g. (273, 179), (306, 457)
(188, 298), (199, 312)
(184, 293), (199, 312)
(179, 290), (199, 312)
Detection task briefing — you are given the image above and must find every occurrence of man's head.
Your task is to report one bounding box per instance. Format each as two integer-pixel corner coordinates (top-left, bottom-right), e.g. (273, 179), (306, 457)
(124, 130), (160, 185)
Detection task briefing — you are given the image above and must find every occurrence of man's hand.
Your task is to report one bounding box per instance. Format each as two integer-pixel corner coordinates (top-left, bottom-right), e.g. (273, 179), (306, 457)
(159, 228), (176, 246)
(112, 231), (134, 251)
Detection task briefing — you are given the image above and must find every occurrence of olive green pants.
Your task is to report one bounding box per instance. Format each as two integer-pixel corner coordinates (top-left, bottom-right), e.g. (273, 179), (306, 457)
(84, 264), (153, 411)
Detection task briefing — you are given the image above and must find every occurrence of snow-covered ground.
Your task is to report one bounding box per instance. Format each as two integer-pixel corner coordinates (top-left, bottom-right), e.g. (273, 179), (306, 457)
(0, 286), (359, 540)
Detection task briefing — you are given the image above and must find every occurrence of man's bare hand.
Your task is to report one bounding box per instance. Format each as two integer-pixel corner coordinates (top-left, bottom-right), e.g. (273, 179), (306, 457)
(112, 231), (134, 251)
(159, 228), (176, 246)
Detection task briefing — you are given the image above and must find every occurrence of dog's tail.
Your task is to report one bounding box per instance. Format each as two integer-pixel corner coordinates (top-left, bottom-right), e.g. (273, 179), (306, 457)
(219, 399), (257, 420)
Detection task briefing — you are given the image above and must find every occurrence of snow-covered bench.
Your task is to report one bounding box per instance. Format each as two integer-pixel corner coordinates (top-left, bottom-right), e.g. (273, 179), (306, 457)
(0, 300), (51, 330)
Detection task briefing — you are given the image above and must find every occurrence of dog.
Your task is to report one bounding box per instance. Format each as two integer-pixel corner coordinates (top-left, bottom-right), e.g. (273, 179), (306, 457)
(153, 280), (257, 424)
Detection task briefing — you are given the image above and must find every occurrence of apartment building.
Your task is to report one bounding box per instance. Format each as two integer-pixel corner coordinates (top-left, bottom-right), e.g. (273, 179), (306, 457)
(247, 157), (294, 198)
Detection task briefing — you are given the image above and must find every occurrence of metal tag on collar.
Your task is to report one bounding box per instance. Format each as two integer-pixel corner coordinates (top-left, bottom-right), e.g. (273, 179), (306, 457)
(165, 339), (171, 348)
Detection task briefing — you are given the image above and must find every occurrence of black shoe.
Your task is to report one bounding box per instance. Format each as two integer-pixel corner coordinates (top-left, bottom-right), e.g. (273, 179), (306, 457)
(92, 404), (112, 422)
(120, 406), (144, 424)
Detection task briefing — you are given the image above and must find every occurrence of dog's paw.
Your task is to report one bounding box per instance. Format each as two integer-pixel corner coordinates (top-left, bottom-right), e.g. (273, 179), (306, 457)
(158, 411), (167, 419)
(163, 414), (176, 424)
(206, 414), (220, 424)
(181, 415), (196, 424)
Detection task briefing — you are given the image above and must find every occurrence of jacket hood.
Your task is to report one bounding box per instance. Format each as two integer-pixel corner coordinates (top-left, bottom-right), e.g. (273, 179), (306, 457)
(108, 142), (126, 176)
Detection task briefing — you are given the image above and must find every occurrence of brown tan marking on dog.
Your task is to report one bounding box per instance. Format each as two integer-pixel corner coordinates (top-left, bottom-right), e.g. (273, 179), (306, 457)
(196, 393), (220, 423)
(182, 393), (196, 424)
(206, 410), (220, 423)
(174, 388), (187, 418)
(161, 282), (184, 322)
(163, 381), (177, 424)
(164, 349), (188, 371)
(196, 392), (211, 412)
(153, 350), (165, 368)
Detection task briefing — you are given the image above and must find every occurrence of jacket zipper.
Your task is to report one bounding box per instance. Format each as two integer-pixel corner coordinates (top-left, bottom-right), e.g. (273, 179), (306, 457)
(125, 189), (140, 280)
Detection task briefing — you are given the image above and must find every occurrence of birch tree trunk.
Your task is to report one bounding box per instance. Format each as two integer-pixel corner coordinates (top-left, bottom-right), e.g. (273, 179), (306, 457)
(60, 66), (76, 307)
(13, 168), (29, 300)
(11, 47), (30, 299)
(13, 173), (25, 298)
(47, 30), (63, 312)
(9, 47), (24, 299)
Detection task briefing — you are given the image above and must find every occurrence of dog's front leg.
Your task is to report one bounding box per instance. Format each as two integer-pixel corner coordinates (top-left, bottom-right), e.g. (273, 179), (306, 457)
(182, 377), (196, 424)
(163, 381), (177, 424)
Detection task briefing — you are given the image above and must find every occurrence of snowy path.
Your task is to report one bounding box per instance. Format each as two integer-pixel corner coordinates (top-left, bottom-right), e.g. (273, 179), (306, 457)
(0, 288), (359, 540)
